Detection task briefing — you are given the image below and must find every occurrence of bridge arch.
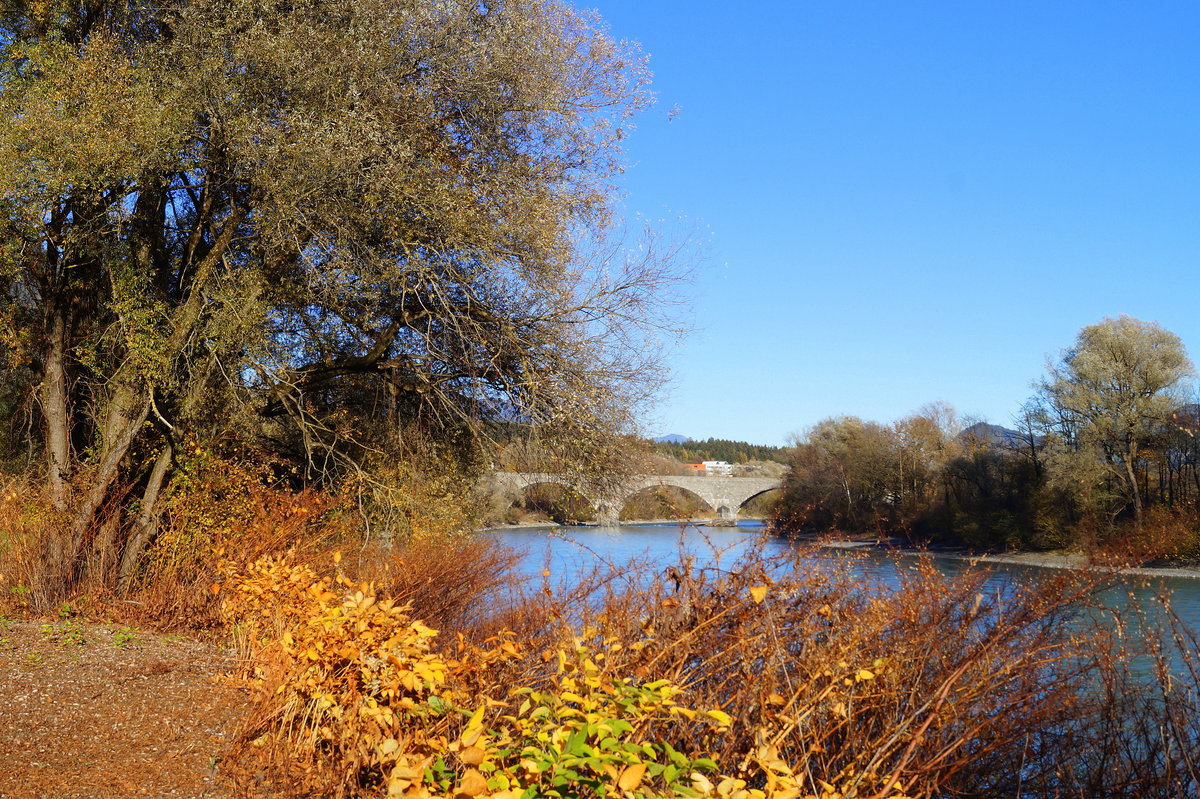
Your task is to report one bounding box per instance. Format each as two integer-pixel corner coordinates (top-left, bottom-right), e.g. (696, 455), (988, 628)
(506, 479), (598, 523)
(737, 486), (783, 514)
(616, 483), (715, 521)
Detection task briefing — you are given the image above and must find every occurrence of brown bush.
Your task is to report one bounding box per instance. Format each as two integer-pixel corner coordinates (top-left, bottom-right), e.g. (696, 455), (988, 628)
(1095, 507), (1200, 566)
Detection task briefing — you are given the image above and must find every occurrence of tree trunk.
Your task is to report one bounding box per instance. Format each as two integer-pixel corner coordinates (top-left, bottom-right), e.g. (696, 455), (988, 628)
(118, 442), (174, 592)
(41, 311), (72, 512)
(66, 382), (152, 575)
(1122, 446), (1143, 526)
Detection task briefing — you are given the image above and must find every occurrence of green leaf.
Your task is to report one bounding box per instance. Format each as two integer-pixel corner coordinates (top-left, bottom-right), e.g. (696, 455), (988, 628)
(564, 729), (588, 757)
(664, 742), (689, 768)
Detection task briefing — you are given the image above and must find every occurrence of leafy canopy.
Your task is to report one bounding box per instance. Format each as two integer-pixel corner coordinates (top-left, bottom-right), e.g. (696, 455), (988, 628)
(0, 0), (683, 581)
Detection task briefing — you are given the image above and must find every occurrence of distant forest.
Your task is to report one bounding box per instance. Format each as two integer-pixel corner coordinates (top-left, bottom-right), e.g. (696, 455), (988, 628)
(654, 437), (787, 464)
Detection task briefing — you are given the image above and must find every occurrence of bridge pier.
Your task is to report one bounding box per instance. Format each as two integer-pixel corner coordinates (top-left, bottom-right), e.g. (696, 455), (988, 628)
(595, 501), (620, 527)
(709, 501), (738, 527)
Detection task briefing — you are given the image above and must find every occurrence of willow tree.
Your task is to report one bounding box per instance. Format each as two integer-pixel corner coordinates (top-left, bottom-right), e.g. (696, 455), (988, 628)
(1037, 315), (1194, 525)
(0, 0), (679, 586)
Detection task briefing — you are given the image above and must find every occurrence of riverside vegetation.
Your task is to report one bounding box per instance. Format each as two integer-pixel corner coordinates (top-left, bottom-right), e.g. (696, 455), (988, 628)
(776, 316), (1200, 564)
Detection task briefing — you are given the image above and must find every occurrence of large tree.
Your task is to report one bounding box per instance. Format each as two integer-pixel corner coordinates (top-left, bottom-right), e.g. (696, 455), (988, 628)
(1037, 315), (1194, 525)
(0, 0), (680, 586)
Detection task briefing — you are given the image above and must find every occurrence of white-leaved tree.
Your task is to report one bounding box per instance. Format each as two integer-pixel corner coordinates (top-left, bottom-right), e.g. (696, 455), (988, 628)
(1036, 315), (1194, 525)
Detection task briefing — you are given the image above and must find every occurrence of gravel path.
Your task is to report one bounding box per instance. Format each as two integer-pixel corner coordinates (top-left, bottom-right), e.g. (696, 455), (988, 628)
(0, 620), (246, 798)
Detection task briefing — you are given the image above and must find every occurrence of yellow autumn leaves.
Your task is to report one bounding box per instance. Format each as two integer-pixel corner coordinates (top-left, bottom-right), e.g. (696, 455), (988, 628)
(221, 554), (897, 799)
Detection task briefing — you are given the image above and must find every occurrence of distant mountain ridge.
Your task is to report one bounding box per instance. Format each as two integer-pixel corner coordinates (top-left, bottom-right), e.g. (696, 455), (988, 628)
(653, 433), (691, 444)
(959, 421), (1029, 449)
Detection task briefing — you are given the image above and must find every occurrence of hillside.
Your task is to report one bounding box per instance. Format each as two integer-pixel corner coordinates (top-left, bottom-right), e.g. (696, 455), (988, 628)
(652, 436), (787, 464)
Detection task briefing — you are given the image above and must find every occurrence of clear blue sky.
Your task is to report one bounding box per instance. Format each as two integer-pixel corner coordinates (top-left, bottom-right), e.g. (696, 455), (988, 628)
(587, 0), (1200, 447)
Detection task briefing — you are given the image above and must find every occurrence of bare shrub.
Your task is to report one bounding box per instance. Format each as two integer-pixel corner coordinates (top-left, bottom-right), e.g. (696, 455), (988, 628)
(1093, 506), (1200, 567)
(342, 537), (524, 634)
(0, 451), (353, 624)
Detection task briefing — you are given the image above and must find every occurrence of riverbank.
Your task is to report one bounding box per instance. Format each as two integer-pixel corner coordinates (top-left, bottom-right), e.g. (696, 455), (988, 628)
(5, 530), (1198, 798)
(815, 536), (1200, 580)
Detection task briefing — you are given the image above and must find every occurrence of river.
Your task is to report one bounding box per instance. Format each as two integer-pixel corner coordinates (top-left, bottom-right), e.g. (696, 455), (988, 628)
(490, 520), (1200, 631)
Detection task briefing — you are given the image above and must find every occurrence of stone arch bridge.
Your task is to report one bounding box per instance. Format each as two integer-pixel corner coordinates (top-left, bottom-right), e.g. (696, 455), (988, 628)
(490, 472), (782, 526)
